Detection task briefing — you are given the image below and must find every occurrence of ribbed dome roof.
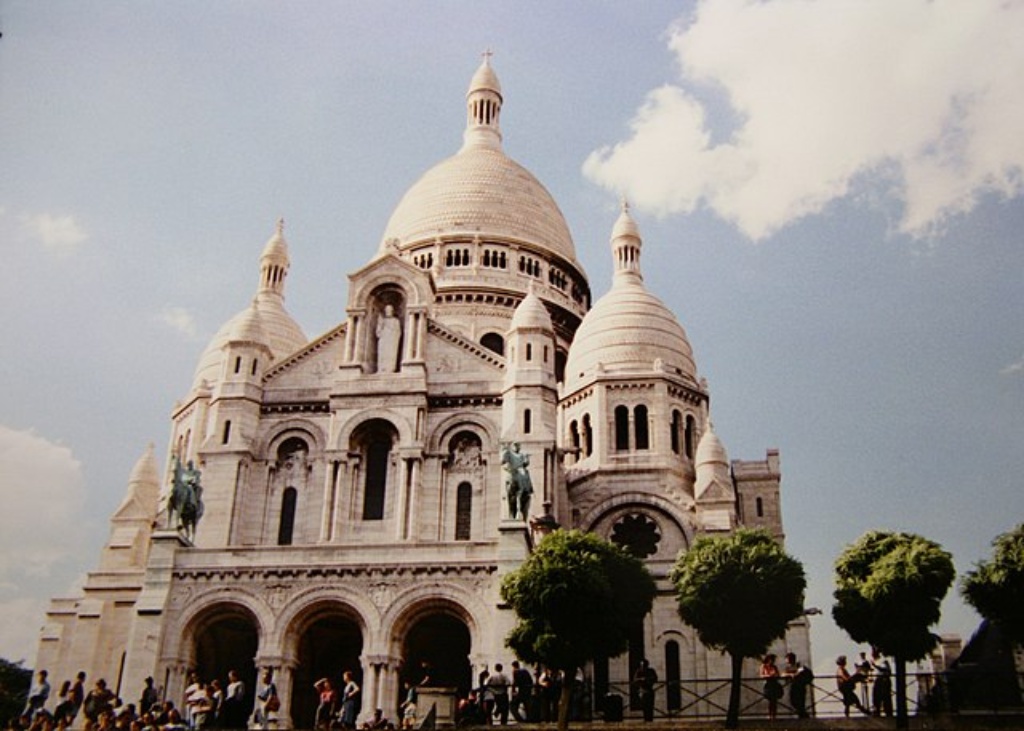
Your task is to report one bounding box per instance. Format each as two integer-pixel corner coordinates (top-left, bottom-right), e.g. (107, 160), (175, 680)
(379, 57), (577, 263)
(564, 207), (696, 391)
(564, 279), (696, 390)
(192, 297), (306, 389)
(380, 147), (577, 261)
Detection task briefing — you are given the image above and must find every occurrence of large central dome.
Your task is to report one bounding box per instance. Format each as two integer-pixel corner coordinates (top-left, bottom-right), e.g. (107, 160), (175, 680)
(379, 56), (578, 263)
(380, 146), (577, 261)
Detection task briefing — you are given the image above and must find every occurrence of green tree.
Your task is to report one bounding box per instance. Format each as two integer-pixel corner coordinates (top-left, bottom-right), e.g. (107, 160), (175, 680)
(670, 529), (806, 729)
(500, 529), (656, 731)
(832, 530), (955, 729)
(0, 658), (32, 725)
(962, 523), (1024, 646)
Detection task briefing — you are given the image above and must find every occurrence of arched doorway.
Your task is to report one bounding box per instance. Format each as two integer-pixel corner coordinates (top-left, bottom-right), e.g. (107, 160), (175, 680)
(401, 612), (472, 695)
(289, 606), (364, 729)
(190, 604), (259, 722)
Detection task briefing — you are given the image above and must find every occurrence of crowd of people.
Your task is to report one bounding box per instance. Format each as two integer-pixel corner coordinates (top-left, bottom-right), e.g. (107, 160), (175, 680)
(8, 668), (256, 731)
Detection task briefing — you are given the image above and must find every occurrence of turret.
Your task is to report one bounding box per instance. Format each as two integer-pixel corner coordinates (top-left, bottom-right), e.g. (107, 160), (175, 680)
(100, 444), (161, 570)
(694, 423), (737, 531)
(462, 51), (503, 151)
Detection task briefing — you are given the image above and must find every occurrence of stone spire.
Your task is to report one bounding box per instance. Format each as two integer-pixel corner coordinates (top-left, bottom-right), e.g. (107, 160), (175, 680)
(463, 51), (503, 151)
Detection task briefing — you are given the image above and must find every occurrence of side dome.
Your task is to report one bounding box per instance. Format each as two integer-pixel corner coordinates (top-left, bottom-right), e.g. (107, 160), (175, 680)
(191, 299), (306, 389)
(191, 221), (308, 389)
(564, 205), (697, 392)
(380, 146), (577, 262)
(564, 279), (697, 390)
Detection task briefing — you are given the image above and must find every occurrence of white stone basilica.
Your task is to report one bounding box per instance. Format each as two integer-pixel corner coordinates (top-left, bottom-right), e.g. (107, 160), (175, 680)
(36, 58), (810, 725)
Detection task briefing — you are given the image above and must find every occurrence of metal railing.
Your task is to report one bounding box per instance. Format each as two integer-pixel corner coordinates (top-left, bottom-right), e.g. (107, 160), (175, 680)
(588, 670), (1024, 721)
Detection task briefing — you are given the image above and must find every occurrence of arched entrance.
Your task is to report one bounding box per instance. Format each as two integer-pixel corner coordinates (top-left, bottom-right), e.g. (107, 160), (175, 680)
(401, 612), (472, 695)
(190, 604), (259, 723)
(290, 605), (364, 729)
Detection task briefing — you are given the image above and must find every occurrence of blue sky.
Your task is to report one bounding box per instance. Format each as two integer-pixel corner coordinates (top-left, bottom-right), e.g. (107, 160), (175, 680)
(1, 0), (1023, 673)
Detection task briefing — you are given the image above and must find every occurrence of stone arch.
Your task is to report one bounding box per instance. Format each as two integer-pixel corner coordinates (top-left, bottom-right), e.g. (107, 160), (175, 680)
(427, 413), (497, 455)
(165, 595), (267, 717)
(278, 596), (372, 730)
(334, 410), (413, 452)
(384, 590), (483, 695)
(256, 419), (327, 458)
(581, 494), (694, 561)
(349, 265), (432, 310)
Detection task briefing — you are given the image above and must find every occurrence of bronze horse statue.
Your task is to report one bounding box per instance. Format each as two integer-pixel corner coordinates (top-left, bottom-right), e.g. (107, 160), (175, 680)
(168, 457), (204, 542)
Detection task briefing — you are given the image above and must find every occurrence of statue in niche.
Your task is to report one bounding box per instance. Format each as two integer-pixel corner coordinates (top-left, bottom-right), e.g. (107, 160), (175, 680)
(375, 304), (402, 373)
(501, 442), (533, 520)
(168, 456), (204, 541)
(451, 434), (482, 468)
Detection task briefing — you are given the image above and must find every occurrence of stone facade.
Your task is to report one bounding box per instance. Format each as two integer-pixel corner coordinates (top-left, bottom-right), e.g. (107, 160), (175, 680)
(35, 58), (810, 726)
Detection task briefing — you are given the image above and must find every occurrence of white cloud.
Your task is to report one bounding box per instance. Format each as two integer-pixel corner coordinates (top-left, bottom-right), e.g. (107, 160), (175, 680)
(1000, 356), (1024, 376)
(158, 306), (199, 339)
(22, 213), (89, 255)
(0, 426), (87, 581)
(584, 0), (1024, 240)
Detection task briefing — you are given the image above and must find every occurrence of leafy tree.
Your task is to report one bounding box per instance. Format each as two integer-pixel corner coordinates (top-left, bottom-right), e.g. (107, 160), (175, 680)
(0, 658), (31, 725)
(501, 529), (656, 731)
(833, 530), (955, 729)
(670, 529), (806, 729)
(961, 523), (1024, 647)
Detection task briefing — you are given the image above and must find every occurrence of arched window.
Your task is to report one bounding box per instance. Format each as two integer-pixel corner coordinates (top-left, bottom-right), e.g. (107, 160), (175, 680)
(634, 405), (649, 450)
(455, 482), (472, 540)
(526, 343), (533, 361)
(481, 332), (504, 355)
(278, 487), (297, 545)
(615, 405), (630, 451)
(583, 414), (593, 457)
(353, 420), (397, 521)
(524, 408), (532, 434)
(685, 415), (697, 459)
(570, 421), (580, 452)
(222, 420), (232, 445)
(756, 496), (764, 518)
(665, 641), (681, 711)
(234, 356), (242, 374)
(671, 410), (682, 454)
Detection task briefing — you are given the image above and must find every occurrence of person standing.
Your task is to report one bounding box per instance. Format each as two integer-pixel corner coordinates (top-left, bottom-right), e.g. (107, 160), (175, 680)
(782, 653), (812, 718)
(632, 659), (657, 722)
(870, 649), (893, 717)
(340, 671), (360, 729)
(314, 678), (337, 731)
(759, 654), (782, 720)
(138, 677), (159, 716)
(509, 661), (533, 723)
(254, 669), (279, 730)
(486, 664), (511, 725)
(221, 670), (245, 729)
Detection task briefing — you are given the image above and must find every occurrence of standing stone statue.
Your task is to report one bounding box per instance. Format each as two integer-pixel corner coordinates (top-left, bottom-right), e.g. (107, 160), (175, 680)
(376, 304), (402, 373)
(501, 442), (533, 520)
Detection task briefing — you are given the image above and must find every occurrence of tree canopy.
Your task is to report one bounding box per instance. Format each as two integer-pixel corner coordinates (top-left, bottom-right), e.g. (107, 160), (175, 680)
(671, 529), (806, 728)
(671, 528), (806, 658)
(832, 530), (955, 729)
(0, 658), (31, 725)
(500, 529), (655, 730)
(961, 523), (1024, 646)
(833, 530), (955, 661)
(501, 529), (656, 671)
